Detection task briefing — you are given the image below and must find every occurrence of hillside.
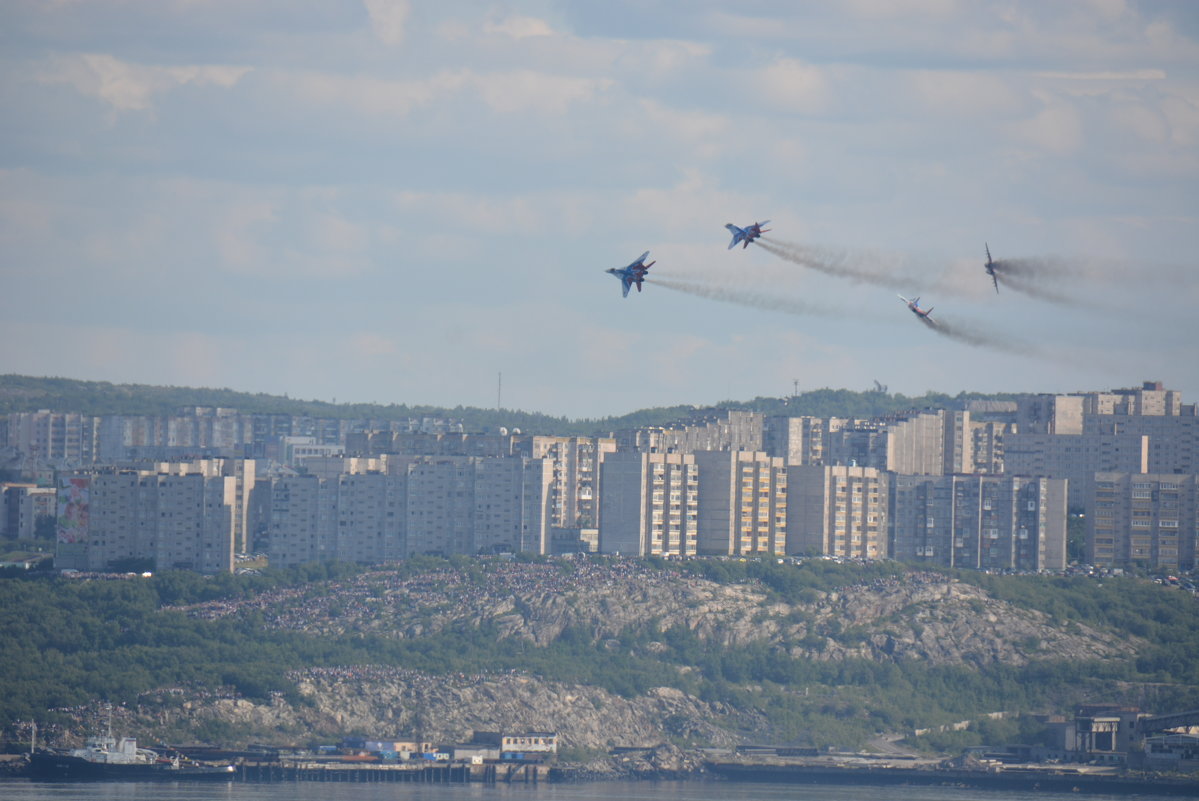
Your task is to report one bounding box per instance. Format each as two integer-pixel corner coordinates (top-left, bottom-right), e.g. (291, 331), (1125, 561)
(8, 558), (1197, 753)
(0, 374), (1015, 436)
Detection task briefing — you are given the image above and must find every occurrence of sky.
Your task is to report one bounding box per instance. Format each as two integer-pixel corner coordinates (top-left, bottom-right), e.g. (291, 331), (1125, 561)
(1, 0), (1197, 419)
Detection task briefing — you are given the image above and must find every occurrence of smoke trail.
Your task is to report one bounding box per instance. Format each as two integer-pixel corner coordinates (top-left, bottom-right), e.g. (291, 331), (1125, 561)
(991, 256), (1083, 280)
(992, 272), (1079, 305)
(918, 315), (1040, 356)
(645, 277), (838, 318)
(755, 239), (912, 289)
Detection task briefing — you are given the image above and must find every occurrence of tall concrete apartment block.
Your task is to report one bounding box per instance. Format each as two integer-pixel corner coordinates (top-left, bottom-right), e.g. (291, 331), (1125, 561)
(768, 411), (973, 474)
(126, 458), (256, 553)
(599, 452), (698, 556)
(1006, 382), (1197, 509)
(1087, 473), (1199, 571)
(518, 436), (616, 529)
(269, 474), (343, 566)
(764, 416), (846, 465)
(0, 484), (57, 538)
(890, 475), (1067, 570)
(694, 451), (787, 556)
(970, 421), (1009, 474)
(787, 465), (888, 559)
(4, 411), (98, 466)
(55, 469), (235, 573)
(886, 410), (973, 475)
(615, 410), (764, 454)
(267, 455), (551, 566)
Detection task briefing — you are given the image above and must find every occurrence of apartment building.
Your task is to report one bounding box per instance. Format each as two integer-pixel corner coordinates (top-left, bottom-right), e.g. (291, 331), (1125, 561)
(1007, 383), (1198, 509)
(885, 410), (973, 475)
(55, 468), (235, 573)
(763, 416), (847, 465)
(806, 410), (973, 475)
(267, 455), (550, 565)
(1004, 432), (1148, 509)
(890, 474), (1067, 570)
(969, 420), (1010, 474)
(0, 484), (56, 539)
(614, 410), (764, 455)
(517, 436), (616, 529)
(1087, 473), (1199, 571)
(123, 458), (257, 553)
(787, 465), (888, 559)
(4, 411), (98, 466)
(694, 451), (787, 556)
(268, 474), (342, 567)
(345, 431), (516, 459)
(599, 452), (698, 556)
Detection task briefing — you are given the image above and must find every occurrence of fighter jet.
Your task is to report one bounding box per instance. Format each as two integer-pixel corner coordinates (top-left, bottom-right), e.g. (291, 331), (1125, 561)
(606, 251), (654, 297)
(898, 294), (935, 324)
(984, 243), (998, 293)
(724, 220), (771, 250)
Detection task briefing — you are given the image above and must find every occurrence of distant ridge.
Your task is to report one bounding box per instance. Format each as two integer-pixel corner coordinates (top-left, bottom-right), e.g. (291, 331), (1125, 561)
(0, 374), (1019, 437)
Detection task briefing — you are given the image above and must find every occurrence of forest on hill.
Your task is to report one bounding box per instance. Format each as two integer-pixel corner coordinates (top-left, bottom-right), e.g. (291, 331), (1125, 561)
(2, 557), (1196, 753)
(0, 374), (1018, 436)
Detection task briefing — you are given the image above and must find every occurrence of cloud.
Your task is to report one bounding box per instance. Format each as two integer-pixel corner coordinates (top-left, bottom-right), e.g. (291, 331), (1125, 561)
(756, 58), (830, 114)
(1008, 102), (1083, 155)
(364, 0), (411, 46)
(1034, 69), (1167, 81)
(909, 70), (1024, 116)
(278, 67), (609, 118)
(278, 69), (466, 117)
(391, 190), (544, 234)
(471, 69), (613, 114)
(841, 0), (960, 19)
(485, 16), (555, 39)
(38, 53), (249, 111)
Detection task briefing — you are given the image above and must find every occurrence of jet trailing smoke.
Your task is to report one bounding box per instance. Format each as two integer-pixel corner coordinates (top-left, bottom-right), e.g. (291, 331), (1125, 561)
(645, 277), (837, 318)
(989, 256), (1086, 306)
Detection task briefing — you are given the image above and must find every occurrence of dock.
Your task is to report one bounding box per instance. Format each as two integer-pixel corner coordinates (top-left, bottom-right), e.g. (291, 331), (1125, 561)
(237, 759), (547, 784)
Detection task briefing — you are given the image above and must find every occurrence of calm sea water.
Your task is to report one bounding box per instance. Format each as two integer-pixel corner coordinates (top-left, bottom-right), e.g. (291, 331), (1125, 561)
(0, 780), (1185, 801)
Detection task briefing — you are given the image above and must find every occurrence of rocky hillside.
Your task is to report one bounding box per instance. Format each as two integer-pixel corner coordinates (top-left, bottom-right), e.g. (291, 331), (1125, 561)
(176, 559), (1135, 668)
(18, 557), (1195, 759)
(139, 668), (752, 751)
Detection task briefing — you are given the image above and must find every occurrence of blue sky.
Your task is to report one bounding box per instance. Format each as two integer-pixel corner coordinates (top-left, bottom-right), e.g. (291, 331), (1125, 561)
(2, 1), (1196, 418)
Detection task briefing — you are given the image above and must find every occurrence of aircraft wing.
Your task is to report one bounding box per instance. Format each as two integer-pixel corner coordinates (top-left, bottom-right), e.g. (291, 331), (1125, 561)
(992, 273), (999, 293)
(621, 277), (631, 298)
(628, 251), (650, 270)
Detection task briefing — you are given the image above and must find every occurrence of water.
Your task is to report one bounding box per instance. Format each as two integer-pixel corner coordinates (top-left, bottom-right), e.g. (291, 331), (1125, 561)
(0, 781), (1186, 801)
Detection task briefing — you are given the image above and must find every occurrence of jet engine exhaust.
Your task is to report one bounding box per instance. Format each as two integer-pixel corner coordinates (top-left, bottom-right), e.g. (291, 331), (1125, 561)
(918, 315), (1038, 356)
(989, 256), (1086, 305)
(754, 239), (907, 288)
(644, 277), (836, 318)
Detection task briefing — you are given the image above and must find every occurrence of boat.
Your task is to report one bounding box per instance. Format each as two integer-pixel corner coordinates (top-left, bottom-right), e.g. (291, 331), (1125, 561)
(27, 718), (235, 781)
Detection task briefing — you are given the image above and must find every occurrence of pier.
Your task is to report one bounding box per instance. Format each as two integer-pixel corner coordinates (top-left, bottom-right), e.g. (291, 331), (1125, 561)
(237, 759), (545, 784)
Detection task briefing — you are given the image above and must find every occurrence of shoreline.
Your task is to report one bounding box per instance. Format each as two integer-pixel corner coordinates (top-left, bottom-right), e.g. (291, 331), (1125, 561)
(704, 760), (1199, 796)
(6, 750), (1197, 795)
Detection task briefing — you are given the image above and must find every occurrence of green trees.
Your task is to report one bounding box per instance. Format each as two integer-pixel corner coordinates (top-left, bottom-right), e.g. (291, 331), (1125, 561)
(2, 559), (1196, 750)
(0, 374), (1021, 437)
